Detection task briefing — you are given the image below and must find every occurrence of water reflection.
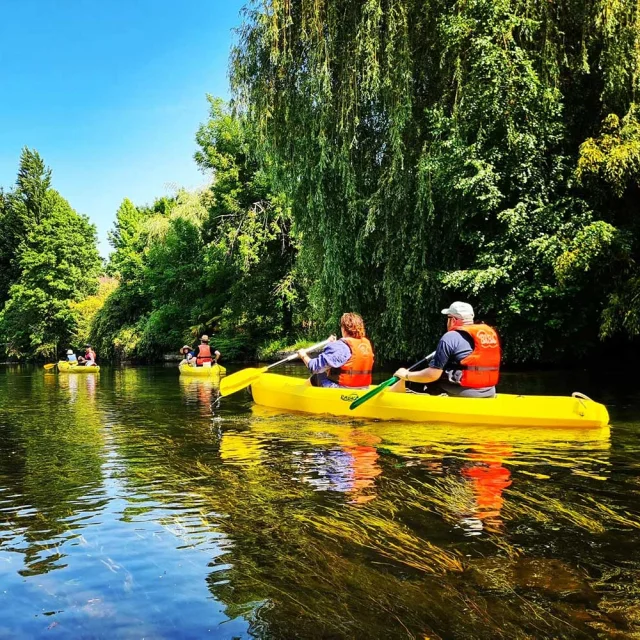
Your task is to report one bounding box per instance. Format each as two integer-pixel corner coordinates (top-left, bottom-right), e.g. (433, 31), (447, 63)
(2, 365), (640, 638)
(179, 375), (220, 418)
(461, 444), (512, 532)
(0, 370), (105, 581)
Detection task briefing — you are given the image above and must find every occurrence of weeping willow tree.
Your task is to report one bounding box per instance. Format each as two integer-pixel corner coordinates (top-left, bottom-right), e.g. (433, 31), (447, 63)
(231, 0), (640, 362)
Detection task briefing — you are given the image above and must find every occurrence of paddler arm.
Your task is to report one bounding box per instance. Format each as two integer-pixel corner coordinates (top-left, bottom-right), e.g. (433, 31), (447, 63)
(394, 366), (443, 384)
(298, 335), (337, 370)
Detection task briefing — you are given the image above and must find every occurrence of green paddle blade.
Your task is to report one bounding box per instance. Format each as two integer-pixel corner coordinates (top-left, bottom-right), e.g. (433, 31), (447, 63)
(219, 366), (268, 397)
(349, 376), (399, 410)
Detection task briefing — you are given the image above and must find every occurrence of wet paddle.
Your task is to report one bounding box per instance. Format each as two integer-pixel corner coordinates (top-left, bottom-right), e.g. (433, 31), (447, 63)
(349, 351), (436, 411)
(219, 339), (331, 397)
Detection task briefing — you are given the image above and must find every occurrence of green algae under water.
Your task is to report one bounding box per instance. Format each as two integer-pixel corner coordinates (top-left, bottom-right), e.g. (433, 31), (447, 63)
(0, 364), (639, 639)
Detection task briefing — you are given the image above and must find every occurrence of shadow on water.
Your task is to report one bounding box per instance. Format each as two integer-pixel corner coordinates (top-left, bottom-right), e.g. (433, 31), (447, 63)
(0, 364), (639, 638)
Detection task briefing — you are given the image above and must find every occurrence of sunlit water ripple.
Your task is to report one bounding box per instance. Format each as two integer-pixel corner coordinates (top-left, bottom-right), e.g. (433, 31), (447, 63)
(0, 364), (639, 638)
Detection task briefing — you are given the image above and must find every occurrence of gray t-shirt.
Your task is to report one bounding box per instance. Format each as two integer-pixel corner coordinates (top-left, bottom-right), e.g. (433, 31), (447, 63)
(429, 331), (496, 398)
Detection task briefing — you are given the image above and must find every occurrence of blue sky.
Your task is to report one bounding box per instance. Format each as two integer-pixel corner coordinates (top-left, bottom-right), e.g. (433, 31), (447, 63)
(0, 0), (245, 255)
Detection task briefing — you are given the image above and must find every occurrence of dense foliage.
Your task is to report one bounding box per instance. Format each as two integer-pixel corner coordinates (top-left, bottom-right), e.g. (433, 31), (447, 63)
(91, 98), (305, 360)
(9, 1), (640, 364)
(230, 0), (640, 362)
(0, 149), (102, 359)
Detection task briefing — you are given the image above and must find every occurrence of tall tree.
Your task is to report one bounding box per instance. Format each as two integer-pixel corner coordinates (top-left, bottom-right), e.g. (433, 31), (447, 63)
(0, 148), (52, 304)
(230, 0), (640, 362)
(0, 151), (101, 358)
(91, 98), (304, 360)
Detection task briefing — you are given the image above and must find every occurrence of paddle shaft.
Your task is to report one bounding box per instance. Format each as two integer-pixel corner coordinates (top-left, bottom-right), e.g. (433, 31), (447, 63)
(396, 350), (437, 380)
(349, 350), (436, 411)
(266, 339), (331, 370)
(219, 338), (331, 397)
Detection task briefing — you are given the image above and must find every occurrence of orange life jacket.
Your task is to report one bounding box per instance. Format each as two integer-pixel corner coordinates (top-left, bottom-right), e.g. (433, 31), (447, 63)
(454, 324), (500, 388)
(195, 343), (212, 366)
(328, 337), (374, 388)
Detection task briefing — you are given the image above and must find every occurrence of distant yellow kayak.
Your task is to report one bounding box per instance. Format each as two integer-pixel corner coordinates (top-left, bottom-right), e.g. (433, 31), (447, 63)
(179, 363), (226, 377)
(57, 361), (100, 373)
(250, 374), (609, 428)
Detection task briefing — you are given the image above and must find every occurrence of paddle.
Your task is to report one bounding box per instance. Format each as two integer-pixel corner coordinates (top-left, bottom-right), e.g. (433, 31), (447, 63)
(219, 339), (330, 397)
(349, 350), (436, 411)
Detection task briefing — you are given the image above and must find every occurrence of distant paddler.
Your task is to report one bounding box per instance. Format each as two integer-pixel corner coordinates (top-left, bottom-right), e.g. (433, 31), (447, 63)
(179, 345), (195, 366)
(66, 349), (78, 363)
(297, 312), (374, 388)
(192, 335), (221, 368)
(392, 302), (500, 398)
(78, 344), (98, 367)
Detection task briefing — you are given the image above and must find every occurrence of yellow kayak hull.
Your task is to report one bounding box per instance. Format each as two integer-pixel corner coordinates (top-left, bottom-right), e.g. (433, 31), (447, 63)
(250, 374), (610, 428)
(179, 363), (226, 377)
(57, 361), (100, 373)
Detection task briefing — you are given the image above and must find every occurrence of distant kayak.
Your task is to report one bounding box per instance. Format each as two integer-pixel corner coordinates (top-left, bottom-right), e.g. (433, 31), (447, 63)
(179, 363), (226, 377)
(251, 374), (609, 428)
(57, 361), (100, 373)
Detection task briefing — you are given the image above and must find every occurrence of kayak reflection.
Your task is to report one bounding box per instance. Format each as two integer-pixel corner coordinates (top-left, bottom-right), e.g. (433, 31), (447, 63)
(179, 375), (221, 417)
(248, 405), (610, 518)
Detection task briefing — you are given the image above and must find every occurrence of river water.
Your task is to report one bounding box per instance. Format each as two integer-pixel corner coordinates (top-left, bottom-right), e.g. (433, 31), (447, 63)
(0, 364), (639, 639)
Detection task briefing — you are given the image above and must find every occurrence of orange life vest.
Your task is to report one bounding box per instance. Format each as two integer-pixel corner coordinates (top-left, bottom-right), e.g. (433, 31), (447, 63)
(455, 324), (501, 388)
(328, 337), (374, 388)
(195, 343), (212, 366)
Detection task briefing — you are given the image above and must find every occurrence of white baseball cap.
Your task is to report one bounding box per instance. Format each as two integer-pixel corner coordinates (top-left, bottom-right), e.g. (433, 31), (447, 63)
(441, 301), (474, 324)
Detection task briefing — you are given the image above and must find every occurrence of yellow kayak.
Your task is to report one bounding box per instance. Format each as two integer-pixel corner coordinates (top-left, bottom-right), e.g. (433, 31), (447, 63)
(179, 363), (226, 377)
(57, 361), (100, 373)
(250, 374), (609, 428)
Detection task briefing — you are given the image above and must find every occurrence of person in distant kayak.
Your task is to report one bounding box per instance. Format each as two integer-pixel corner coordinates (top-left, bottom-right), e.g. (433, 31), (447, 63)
(179, 345), (195, 366)
(79, 344), (97, 367)
(392, 302), (500, 398)
(66, 349), (78, 363)
(297, 312), (374, 388)
(193, 335), (221, 367)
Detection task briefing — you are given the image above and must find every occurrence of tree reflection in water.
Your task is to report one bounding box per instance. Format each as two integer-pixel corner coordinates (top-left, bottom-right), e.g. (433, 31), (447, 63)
(2, 366), (640, 638)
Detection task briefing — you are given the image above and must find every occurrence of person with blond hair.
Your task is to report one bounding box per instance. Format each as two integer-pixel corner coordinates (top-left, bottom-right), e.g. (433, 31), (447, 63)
(297, 312), (375, 388)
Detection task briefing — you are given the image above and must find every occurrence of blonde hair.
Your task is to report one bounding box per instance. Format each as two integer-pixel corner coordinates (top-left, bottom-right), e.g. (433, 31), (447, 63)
(340, 312), (366, 338)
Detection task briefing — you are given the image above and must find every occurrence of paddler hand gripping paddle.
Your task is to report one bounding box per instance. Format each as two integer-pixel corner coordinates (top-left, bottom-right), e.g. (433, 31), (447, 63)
(219, 339), (331, 397)
(349, 350), (436, 411)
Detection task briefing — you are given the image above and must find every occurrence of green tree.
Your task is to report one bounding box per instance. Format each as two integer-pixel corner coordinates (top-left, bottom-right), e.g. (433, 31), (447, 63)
(91, 98), (305, 361)
(230, 0), (640, 363)
(0, 148), (52, 304)
(0, 150), (102, 359)
(195, 96), (303, 346)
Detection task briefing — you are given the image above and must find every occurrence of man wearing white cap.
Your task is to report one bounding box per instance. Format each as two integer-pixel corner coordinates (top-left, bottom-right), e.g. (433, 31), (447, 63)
(392, 301), (501, 397)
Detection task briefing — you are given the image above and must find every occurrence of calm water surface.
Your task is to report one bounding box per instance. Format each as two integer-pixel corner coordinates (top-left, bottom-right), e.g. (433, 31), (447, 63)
(0, 364), (639, 639)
